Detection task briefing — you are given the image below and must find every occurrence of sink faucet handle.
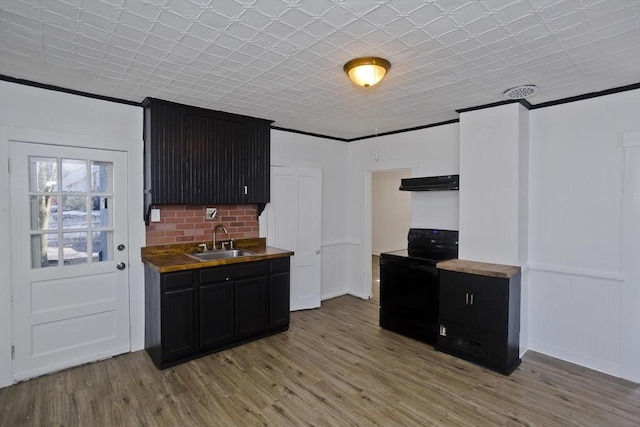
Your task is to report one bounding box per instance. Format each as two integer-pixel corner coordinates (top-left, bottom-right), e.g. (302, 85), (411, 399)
(222, 241), (228, 250)
(230, 239), (234, 249)
(198, 243), (208, 252)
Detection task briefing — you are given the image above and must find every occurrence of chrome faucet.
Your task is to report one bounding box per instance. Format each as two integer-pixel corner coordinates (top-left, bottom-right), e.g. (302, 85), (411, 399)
(213, 224), (228, 250)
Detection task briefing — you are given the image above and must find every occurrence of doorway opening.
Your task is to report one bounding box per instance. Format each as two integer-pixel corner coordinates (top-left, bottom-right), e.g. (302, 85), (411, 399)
(371, 169), (411, 302)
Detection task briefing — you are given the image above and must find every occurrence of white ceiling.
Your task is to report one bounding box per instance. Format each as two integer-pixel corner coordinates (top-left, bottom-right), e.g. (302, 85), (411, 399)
(1, 0), (639, 140)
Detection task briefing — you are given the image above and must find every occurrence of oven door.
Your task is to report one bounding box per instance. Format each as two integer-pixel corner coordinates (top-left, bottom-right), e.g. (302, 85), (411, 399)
(380, 255), (439, 330)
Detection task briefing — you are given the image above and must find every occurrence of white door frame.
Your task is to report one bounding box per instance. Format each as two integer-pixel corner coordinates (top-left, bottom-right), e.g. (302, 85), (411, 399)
(0, 125), (144, 388)
(362, 161), (420, 299)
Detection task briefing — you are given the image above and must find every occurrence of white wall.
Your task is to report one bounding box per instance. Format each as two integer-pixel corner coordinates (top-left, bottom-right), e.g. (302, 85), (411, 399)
(0, 81), (145, 388)
(267, 130), (350, 300)
(346, 124), (460, 298)
(372, 169), (411, 255)
(458, 103), (529, 266)
(528, 89), (640, 381)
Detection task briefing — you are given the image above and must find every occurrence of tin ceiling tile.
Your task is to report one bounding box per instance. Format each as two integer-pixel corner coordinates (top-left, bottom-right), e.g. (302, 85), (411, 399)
(0, 0), (638, 139)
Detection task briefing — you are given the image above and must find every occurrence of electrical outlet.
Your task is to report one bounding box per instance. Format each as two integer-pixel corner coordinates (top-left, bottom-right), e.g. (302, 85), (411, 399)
(150, 208), (161, 222)
(205, 207), (217, 220)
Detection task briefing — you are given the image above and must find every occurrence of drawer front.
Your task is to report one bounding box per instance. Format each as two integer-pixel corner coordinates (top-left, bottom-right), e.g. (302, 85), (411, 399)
(437, 321), (514, 372)
(162, 270), (194, 291)
(199, 261), (267, 283)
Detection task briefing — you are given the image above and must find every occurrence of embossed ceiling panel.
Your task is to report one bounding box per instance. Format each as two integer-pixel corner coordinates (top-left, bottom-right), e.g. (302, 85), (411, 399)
(1, 0), (639, 139)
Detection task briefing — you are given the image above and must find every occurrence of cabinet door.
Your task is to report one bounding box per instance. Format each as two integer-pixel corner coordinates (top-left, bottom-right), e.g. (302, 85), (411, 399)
(162, 287), (195, 360)
(184, 113), (243, 204)
(236, 276), (268, 337)
(144, 99), (185, 205)
(439, 270), (472, 325)
(236, 120), (270, 204)
(199, 281), (235, 348)
(469, 275), (509, 336)
(269, 271), (290, 330)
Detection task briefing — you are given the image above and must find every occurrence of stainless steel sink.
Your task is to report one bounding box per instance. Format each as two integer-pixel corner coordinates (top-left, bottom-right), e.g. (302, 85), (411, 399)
(187, 249), (255, 261)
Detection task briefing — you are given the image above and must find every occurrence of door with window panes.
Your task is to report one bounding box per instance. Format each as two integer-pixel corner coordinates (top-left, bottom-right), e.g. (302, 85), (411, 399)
(9, 142), (130, 381)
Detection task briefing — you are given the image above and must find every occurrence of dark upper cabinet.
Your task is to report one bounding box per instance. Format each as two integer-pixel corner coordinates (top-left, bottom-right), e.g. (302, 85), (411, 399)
(235, 119), (271, 204)
(184, 112), (238, 204)
(143, 99), (185, 206)
(143, 98), (272, 220)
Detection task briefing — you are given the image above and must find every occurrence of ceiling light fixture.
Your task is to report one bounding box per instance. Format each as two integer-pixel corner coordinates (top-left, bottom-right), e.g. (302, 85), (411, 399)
(344, 57), (391, 88)
(503, 84), (539, 99)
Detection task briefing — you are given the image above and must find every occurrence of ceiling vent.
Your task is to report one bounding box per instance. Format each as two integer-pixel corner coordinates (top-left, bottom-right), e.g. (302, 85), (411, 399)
(503, 85), (539, 99)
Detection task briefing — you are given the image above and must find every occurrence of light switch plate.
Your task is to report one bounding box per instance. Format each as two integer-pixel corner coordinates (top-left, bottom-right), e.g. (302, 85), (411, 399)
(150, 208), (161, 222)
(205, 207), (217, 220)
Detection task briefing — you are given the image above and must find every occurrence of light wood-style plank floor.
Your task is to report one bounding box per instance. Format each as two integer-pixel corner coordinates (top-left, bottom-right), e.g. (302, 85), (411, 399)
(1, 294), (639, 426)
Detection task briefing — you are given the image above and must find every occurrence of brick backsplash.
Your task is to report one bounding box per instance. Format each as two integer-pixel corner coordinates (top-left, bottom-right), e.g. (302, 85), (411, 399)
(145, 204), (259, 246)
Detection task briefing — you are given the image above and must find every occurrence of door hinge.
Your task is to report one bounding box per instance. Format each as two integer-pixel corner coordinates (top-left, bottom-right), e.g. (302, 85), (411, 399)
(11, 345), (15, 360)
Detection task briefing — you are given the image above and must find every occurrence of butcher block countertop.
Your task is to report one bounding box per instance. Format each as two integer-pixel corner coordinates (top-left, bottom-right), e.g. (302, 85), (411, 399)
(436, 259), (521, 279)
(142, 238), (294, 274)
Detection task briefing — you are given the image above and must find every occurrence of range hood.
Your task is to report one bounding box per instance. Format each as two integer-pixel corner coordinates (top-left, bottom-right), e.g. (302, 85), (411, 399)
(399, 175), (459, 191)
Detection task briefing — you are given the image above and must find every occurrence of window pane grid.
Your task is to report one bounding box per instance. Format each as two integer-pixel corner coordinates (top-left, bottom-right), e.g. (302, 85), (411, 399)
(28, 156), (114, 268)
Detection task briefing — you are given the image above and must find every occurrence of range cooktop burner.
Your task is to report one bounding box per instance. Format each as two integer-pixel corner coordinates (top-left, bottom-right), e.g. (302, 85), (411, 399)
(407, 228), (458, 261)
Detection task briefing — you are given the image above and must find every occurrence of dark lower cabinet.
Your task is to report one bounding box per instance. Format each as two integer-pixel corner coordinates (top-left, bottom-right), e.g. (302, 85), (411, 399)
(236, 276), (268, 337)
(162, 287), (195, 360)
(436, 268), (521, 375)
(199, 281), (234, 348)
(145, 257), (291, 369)
(144, 268), (196, 364)
(269, 258), (291, 331)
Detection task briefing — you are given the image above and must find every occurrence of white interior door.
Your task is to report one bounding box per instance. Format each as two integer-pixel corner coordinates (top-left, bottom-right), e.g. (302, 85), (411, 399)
(9, 141), (130, 381)
(268, 166), (322, 311)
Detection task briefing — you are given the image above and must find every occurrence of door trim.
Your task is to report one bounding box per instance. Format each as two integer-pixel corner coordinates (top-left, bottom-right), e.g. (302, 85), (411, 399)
(363, 162), (420, 299)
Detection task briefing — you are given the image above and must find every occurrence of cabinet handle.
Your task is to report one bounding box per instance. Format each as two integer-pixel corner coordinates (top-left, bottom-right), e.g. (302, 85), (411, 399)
(470, 294), (474, 305)
(244, 185), (248, 195)
(465, 293), (469, 304)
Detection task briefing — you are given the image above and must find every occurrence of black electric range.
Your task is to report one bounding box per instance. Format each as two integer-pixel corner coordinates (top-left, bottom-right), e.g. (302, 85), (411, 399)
(379, 228), (459, 344)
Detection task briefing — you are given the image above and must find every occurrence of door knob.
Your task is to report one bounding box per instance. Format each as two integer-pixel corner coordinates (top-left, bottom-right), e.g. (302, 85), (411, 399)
(315, 249), (321, 254)
(117, 244), (125, 251)
(116, 262), (126, 270)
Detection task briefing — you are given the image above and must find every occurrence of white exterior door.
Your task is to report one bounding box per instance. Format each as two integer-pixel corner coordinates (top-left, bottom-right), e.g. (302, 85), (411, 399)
(268, 166), (322, 311)
(9, 142), (130, 381)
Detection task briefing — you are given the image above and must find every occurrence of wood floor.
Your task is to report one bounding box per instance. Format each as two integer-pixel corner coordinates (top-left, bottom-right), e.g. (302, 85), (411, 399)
(2, 294), (639, 426)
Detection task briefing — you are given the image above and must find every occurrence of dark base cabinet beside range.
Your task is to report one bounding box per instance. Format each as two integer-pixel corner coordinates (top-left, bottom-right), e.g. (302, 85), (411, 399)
(436, 259), (521, 375)
(145, 257), (290, 369)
